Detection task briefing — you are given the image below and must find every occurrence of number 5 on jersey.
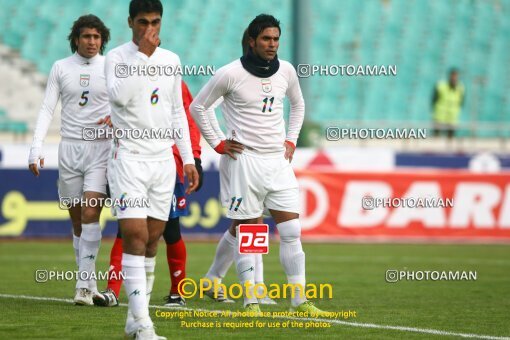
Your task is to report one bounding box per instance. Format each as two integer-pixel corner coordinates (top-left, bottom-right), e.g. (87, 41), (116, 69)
(79, 91), (89, 106)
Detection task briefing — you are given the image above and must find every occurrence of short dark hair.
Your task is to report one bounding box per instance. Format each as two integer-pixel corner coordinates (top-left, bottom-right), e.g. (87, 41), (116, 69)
(68, 14), (110, 54)
(449, 67), (459, 75)
(129, 0), (163, 19)
(247, 14), (281, 40)
(241, 29), (250, 55)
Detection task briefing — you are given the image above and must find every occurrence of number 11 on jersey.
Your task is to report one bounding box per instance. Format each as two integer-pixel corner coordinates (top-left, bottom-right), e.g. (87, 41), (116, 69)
(229, 196), (243, 211)
(262, 97), (274, 113)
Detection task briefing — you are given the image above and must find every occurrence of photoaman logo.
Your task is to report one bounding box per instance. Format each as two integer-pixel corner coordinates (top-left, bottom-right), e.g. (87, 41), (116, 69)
(177, 278), (333, 300)
(238, 224), (269, 254)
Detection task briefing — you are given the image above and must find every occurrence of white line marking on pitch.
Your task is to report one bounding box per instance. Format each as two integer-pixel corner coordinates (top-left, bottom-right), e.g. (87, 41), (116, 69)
(0, 293), (508, 340)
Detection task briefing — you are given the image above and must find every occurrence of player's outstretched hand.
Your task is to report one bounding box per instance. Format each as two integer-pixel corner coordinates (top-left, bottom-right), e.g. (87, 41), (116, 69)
(284, 140), (296, 163)
(184, 164), (199, 194)
(138, 27), (160, 57)
(97, 115), (112, 127)
(214, 140), (244, 160)
(28, 147), (44, 177)
(29, 158), (44, 177)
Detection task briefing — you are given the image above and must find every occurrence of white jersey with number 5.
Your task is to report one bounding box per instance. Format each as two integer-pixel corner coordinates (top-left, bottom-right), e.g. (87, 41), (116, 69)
(190, 59), (305, 155)
(30, 53), (110, 155)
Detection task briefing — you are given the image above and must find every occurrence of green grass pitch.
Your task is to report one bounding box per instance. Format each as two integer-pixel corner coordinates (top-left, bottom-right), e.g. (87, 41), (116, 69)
(0, 240), (509, 339)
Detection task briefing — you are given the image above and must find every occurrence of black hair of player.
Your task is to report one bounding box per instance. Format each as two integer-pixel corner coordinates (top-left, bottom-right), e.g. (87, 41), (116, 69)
(129, 0), (163, 19)
(68, 14), (110, 54)
(247, 14), (281, 40)
(241, 28), (250, 55)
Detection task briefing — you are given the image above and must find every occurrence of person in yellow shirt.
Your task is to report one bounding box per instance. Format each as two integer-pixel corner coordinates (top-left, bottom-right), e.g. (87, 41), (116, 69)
(432, 68), (465, 139)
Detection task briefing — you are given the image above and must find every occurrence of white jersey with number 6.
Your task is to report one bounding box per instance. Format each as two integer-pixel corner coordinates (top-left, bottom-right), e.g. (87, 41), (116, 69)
(105, 41), (194, 164)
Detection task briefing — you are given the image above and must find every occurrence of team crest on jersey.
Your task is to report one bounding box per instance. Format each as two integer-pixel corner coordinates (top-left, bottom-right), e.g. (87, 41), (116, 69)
(261, 79), (272, 93)
(80, 74), (90, 87)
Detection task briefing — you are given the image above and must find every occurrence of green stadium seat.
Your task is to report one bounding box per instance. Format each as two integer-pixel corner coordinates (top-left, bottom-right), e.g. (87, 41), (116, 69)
(8, 121), (28, 134)
(0, 121), (9, 132)
(1, 0), (508, 137)
(2, 30), (24, 50)
(0, 108), (27, 134)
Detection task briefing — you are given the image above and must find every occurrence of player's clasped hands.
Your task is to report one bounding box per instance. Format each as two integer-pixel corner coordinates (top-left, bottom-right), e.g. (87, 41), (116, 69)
(138, 27), (160, 57)
(97, 115), (112, 127)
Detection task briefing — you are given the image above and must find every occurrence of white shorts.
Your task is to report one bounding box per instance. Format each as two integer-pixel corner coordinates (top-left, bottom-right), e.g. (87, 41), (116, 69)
(220, 151), (299, 219)
(58, 139), (110, 199)
(219, 155), (230, 208)
(107, 157), (175, 221)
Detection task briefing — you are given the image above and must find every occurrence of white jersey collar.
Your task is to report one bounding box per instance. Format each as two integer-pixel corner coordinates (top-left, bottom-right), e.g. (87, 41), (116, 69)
(73, 52), (100, 65)
(128, 40), (139, 51)
(128, 40), (159, 56)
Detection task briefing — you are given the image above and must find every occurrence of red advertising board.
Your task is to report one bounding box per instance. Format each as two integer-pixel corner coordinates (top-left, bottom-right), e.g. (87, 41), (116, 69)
(295, 170), (510, 242)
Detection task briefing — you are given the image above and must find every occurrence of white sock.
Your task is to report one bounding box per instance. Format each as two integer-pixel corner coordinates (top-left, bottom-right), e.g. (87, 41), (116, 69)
(206, 230), (236, 282)
(72, 234), (80, 268)
(76, 223), (101, 290)
(123, 254), (151, 326)
(233, 231), (257, 306)
(277, 219), (306, 307)
(254, 254), (265, 295)
(254, 254), (264, 284)
(145, 257), (156, 305)
(88, 263), (98, 294)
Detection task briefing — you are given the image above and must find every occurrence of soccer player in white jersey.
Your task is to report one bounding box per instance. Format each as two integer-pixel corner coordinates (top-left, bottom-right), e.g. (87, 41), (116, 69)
(105, 1), (198, 338)
(201, 29), (276, 305)
(28, 15), (111, 306)
(191, 14), (327, 315)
